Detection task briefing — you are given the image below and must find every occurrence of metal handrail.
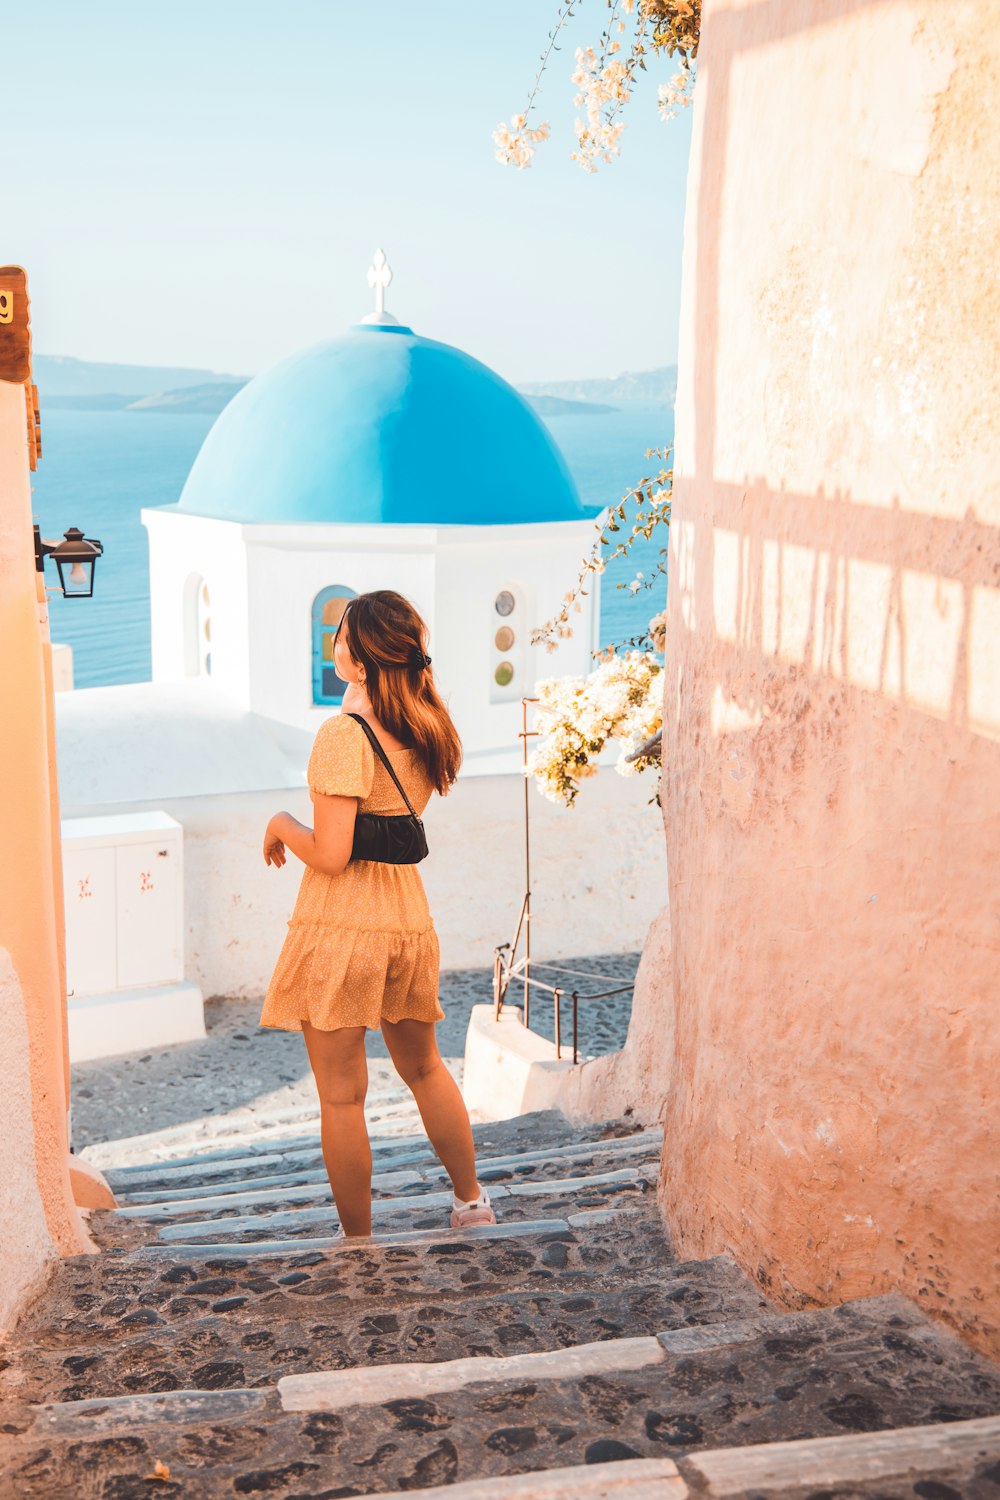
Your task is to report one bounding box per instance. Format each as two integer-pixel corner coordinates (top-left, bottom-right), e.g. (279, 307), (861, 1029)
(491, 697), (637, 1063)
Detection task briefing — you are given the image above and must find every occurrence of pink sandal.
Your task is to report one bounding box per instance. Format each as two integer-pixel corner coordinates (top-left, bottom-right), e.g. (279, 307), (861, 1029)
(450, 1185), (497, 1229)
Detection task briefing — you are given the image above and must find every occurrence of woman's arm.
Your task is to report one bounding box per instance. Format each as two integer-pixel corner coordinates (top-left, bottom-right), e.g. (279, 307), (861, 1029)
(264, 793), (358, 877)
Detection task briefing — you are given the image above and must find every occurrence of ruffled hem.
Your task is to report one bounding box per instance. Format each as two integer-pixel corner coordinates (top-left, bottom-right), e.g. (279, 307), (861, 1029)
(259, 920), (444, 1033)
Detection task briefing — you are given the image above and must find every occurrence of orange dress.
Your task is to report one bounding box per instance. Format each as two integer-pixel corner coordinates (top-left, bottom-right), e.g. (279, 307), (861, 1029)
(259, 713), (444, 1033)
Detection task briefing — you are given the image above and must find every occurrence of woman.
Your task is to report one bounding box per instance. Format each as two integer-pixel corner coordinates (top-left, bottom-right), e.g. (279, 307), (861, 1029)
(259, 590), (496, 1239)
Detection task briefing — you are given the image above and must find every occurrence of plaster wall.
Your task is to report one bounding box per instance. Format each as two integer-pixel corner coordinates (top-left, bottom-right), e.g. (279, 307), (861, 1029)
(243, 529), (435, 731)
(0, 952), (57, 1330)
(144, 510), (250, 697)
(651, 0), (1000, 1355)
(0, 379), (96, 1332)
(60, 764), (665, 1004)
(143, 510), (598, 767)
(431, 520), (599, 767)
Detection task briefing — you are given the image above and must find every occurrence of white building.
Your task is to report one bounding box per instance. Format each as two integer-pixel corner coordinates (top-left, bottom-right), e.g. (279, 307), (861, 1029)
(142, 264), (599, 767)
(55, 259), (666, 1050)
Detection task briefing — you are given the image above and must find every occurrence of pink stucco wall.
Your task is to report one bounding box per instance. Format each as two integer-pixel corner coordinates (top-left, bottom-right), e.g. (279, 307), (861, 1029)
(657, 0), (1000, 1355)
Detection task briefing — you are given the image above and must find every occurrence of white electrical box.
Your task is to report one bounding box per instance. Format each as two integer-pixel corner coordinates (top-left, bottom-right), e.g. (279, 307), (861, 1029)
(61, 811), (205, 1063)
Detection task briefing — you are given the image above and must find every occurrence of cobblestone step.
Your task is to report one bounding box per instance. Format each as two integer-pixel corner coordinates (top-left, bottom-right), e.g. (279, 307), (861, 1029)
(12, 1099), (998, 1499)
(78, 1088), (425, 1171)
(7, 1254), (767, 1406)
(355, 1415), (1000, 1500)
(148, 1168), (650, 1243)
(115, 1148), (664, 1233)
(111, 1129), (664, 1209)
(5, 1297), (999, 1498)
(135, 1206), (647, 1262)
(92, 1107), (637, 1181)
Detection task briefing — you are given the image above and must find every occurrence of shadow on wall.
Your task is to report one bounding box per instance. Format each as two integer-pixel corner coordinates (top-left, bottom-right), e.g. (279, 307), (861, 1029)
(673, 483), (998, 746)
(649, 0), (1000, 1359)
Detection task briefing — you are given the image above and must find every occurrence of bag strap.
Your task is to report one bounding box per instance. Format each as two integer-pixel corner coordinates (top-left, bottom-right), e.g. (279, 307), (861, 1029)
(345, 713), (422, 822)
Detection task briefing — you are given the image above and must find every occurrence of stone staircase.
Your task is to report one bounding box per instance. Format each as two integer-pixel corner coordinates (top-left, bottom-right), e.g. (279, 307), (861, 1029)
(2, 1098), (1000, 1498)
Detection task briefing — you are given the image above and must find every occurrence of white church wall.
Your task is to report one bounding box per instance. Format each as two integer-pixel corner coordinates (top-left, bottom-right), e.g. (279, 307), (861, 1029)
(61, 765), (664, 1009)
(432, 520), (598, 768)
(242, 525), (437, 730)
(143, 510), (250, 701)
(142, 514), (598, 767)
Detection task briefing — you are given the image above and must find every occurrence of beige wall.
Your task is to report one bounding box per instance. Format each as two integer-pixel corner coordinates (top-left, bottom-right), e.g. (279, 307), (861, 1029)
(0, 378), (97, 1334)
(650, 0), (999, 1356)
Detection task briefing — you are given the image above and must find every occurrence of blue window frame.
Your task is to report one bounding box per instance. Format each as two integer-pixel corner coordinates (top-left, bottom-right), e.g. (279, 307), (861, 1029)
(311, 586), (356, 705)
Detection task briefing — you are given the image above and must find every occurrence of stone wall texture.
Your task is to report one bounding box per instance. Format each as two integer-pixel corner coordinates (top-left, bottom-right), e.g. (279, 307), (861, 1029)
(656, 0), (1000, 1356)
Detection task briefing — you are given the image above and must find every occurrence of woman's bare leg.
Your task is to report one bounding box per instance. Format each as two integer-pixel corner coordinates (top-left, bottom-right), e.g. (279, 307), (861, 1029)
(381, 1018), (480, 1202)
(302, 1022), (372, 1236)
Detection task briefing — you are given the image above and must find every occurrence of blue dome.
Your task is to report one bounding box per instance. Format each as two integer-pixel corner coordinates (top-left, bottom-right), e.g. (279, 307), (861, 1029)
(171, 324), (591, 526)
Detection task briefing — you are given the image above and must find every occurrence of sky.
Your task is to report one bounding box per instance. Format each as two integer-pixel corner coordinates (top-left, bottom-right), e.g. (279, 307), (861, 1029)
(4, 2), (692, 386)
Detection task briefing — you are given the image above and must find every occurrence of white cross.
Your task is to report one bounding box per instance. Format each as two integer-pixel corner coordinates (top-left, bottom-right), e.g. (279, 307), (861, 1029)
(367, 249), (393, 317)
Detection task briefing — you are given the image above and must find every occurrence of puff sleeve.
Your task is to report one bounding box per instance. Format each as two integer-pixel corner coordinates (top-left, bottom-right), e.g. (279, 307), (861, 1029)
(307, 716), (376, 800)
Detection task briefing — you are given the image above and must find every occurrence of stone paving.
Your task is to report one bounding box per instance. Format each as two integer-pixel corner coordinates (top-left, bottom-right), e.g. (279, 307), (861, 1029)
(4, 1099), (1000, 1497)
(69, 953), (640, 1153)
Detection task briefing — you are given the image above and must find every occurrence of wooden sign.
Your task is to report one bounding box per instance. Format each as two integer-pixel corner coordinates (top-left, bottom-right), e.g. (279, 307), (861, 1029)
(26, 380), (41, 470)
(0, 265), (31, 384)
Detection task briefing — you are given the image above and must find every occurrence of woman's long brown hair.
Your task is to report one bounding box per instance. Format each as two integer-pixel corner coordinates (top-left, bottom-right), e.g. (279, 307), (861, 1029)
(338, 591), (462, 795)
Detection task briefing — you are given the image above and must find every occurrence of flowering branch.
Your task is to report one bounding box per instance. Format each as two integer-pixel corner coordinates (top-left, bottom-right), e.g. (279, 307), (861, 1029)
(492, 0), (577, 168)
(527, 648), (664, 806)
(495, 0), (700, 172)
(531, 445), (672, 653)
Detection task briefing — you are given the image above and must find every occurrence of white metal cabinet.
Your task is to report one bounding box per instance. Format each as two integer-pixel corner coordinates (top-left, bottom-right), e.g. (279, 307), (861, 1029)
(62, 844), (117, 996)
(115, 838), (182, 989)
(61, 811), (204, 1062)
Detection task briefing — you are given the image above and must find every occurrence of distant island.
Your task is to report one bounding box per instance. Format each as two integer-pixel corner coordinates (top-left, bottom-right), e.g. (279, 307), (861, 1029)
(35, 353), (675, 418)
(34, 354), (243, 398)
(521, 366), (677, 407)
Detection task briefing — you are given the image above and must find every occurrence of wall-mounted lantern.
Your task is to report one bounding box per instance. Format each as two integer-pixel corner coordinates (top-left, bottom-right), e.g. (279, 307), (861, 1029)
(34, 524), (104, 599)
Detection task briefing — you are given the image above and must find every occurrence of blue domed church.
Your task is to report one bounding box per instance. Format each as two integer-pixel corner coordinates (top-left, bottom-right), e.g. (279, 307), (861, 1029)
(141, 252), (600, 770)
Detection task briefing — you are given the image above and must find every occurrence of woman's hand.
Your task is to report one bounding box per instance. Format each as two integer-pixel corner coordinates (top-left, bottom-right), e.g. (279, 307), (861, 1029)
(263, 815), (287, 868)
(264, 807), (351, 877)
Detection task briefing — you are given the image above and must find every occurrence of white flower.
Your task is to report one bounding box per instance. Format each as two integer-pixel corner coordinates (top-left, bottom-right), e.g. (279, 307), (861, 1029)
(493, 115), (551, 169)
(527, 651), (663, 806)
(657, 66), (697, 123)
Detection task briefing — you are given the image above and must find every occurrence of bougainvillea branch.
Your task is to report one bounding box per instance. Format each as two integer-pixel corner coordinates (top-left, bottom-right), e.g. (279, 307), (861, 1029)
(530, 445), (672, 653)
(495, 0), (700, 172)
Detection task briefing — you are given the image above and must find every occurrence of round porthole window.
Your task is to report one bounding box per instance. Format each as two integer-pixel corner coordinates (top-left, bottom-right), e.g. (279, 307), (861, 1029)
(495, 625), (515, 651)
(494, 661), (515, 687)
(494, 590), (515, 617)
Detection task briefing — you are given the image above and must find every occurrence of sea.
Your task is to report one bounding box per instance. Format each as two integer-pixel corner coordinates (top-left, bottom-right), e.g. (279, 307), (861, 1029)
(30, 404), (673, 690)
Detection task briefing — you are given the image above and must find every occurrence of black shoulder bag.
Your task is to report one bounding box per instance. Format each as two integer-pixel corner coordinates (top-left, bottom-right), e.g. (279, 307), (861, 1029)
(346, 713), (429, 865)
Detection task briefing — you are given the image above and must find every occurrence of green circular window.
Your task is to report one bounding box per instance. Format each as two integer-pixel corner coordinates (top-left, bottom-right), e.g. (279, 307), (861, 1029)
(494, 590), (515, 617)
(494, 661), (515, 687)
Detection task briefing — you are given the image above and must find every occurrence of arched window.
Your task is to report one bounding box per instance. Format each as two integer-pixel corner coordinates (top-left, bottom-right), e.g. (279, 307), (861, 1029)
(312, 586), (356, 705)
(183, 572), (212, 677)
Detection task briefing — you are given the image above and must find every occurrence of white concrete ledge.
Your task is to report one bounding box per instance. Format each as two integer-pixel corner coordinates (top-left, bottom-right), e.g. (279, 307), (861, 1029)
(364, 1459), (685, 1500)
(33, 1387), (267, 1438)
(685, 1413), (1000, 1494)
(279, 1335), (664, 1412)
(462, 1004), (583, 1122)
(136, 1214), (575, 1261)
(68, 981), (205, 1064)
